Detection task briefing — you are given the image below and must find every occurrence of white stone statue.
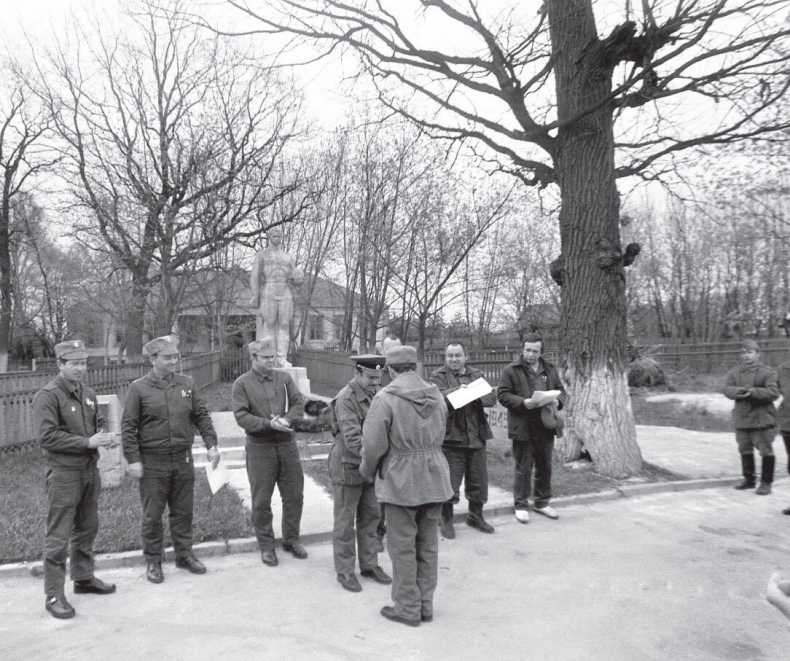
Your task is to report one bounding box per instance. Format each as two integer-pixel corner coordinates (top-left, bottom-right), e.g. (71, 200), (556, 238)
(250, 226), (303, 367)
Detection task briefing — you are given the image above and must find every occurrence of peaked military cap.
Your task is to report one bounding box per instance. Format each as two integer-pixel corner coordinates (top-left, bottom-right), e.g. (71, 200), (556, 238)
(385, 345), (418, 366)
(248, 338), (276, 357)
(352, 354), (386, 373)
(741, 339), (759, 352)
(55, 339), (88, 361)
(143, 335), (179, 357)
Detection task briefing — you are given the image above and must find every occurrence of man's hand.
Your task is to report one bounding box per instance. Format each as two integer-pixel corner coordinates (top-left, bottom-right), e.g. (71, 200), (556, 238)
(735, 388), (752, 400)
(270, 415), (292, 432)
(522, 398), (539, 410)
(127, 462), (144, 479)
(87, 432), (114, 449)
(207, 447), (221, 469)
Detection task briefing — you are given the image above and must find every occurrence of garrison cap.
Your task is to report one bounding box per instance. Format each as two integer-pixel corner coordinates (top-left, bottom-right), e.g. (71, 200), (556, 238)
(352, 354), (386, 374)
(248, 338), (276, 357)
(385, 345), (418, 366)
(143, 335), (179, 358)
(741, 339), (760, 352)
(55, 339), (88, 361)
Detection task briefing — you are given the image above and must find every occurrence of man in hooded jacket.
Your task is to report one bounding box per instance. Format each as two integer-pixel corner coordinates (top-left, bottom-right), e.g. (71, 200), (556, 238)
(360, 345), (453, 627)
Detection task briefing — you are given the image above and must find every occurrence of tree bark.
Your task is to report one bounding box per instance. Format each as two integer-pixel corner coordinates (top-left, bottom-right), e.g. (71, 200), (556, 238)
(548, 0), (642, 476)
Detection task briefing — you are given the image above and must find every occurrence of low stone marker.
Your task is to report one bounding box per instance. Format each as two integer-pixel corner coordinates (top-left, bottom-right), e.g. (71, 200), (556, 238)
(97, 395), (124, 488)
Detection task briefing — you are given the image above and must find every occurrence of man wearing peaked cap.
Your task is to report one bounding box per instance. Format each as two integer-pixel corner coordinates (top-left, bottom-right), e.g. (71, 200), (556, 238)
(122, 335), (219, 584)
(329, 355), (392, 593)
(231, 337), (307, 567)
(724, 339), (780, 495)
(33, 339), (117, 619)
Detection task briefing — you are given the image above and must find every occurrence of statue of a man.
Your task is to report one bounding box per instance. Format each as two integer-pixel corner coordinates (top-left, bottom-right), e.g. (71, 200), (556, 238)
(250, 226), (303, 367)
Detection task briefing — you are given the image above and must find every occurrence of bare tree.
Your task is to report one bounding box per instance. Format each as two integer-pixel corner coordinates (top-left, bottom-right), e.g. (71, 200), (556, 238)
(222, 0), (790, 476)
(31, 0), (304, 359)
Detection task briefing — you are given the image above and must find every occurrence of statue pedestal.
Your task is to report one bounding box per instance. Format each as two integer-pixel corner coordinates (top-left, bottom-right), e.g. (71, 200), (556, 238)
(97, 395), (123, 488)
(281, 366), (311, 396)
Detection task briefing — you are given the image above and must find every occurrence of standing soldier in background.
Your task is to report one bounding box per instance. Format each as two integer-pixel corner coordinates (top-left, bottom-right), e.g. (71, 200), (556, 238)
(430, 342), (497, 538)
(329, 355), (392, 592)
(122, 336), (220, 584)
(33, 340), (116, 619)
(232, 338), (307, 567)
(361, 345), (452, 627)
(723, 340), (779, 495)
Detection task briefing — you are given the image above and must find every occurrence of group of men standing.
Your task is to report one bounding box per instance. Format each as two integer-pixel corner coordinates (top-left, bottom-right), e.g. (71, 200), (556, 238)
(33, 332), (566, 625)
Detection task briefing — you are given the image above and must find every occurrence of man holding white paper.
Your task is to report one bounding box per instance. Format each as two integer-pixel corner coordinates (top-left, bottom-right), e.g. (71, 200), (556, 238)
(430, 342), (498, 538)
(497, 334), (567, 523)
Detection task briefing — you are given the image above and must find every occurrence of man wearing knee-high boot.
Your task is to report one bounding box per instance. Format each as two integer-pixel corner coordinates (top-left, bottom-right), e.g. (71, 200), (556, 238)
(724, 340), (779, 495)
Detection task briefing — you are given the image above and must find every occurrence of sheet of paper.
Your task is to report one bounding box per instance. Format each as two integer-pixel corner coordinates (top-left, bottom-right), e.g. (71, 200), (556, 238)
(530, 390), (561, 406)
(205, 456), (230, 494)
(446, 377), (494, 409)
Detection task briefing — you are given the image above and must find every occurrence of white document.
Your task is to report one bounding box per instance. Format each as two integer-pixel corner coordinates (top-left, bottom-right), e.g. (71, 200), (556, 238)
(205, 456), (230, 494)
(446, 377), (494, 409)
(530, 390), (561, 407)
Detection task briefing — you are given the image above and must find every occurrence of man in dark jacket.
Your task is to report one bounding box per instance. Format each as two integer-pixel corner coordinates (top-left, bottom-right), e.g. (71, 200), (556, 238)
(430, 341), (497, 538)
(360, 345), (453, 627)
(723, 340), (779, 495)
(777, 358), (790, 513)
(329, 355), (392, 592)
(497, 334), (567, 523)
(122, 336), (220, 584)
(33, 340), (116, 619)
(232, 338), (306, 567)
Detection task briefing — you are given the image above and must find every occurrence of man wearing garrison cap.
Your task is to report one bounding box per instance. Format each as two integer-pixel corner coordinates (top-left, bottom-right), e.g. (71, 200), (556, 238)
(122, 335), (219, 584)
(724, 339), (780, 495)
(232, 337), (306, 567)
(33, 340), (117, 619)
(360, 345), (452, 626)
(329, 355), (392, 593)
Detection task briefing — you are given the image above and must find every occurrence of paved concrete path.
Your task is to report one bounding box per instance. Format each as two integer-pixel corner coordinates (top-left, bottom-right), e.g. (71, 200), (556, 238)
(2, 488), (789, 661)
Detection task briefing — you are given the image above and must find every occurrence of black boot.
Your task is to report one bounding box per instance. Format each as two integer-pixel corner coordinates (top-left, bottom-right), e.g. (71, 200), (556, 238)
(440, 503), (455, 539)
(734, 453), (756, 490)
(466, 501), (495, 534)
(756, 455), (775, 495)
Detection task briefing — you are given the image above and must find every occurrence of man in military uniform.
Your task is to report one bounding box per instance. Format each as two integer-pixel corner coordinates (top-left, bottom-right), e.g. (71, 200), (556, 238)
(360, 345), (453, 627)
(329, 355), (392, 592)
(122, 336), (220, 584)
(430, 341), (498, 538)
(33, 340), (116, 619)
(232, 338), (307, 567)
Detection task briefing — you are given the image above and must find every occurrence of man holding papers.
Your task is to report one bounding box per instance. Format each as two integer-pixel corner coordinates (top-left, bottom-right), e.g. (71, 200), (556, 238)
(498, 334), (567, 523)
(430, 342), (498, 538)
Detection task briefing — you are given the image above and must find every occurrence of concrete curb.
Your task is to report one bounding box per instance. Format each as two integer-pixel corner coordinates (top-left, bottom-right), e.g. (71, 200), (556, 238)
(0, 476), (747, 581)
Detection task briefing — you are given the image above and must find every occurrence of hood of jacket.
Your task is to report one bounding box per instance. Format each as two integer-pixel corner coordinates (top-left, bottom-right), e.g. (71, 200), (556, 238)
(384, 371), (442, 419)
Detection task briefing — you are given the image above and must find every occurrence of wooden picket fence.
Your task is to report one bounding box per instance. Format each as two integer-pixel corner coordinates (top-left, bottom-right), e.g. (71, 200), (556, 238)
(0, 352), (221, 451)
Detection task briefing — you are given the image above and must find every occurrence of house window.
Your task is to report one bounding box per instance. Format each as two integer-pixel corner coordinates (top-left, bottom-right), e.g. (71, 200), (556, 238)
(309, 314), (324, 341)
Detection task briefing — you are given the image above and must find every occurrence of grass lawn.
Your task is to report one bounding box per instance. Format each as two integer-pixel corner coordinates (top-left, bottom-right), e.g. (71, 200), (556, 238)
(0, 449), (254, 565)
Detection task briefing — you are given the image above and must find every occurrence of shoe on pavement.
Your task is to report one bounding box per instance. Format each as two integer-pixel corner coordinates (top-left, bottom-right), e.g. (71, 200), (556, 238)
(756, 483), (772, 495)
(46, 594), (76, 619)
(261, 549), (279, 566)
(380, 606), (420, 627)
(282, 543), (308, 559)
(783, 506), (790, 515)
(175, 555), (207, 574)
(514, 509), (529, 524)
(146, 562), (164, 584)
(733, 479), (756, 490)
(337, 573), (362, 593)
(421, 612), (433, 623)
(361, 566), (392, 584)
(534, 505), (559, 520)
(73, 576), (117, 594)
(440, 517), (456, 539)
(467, 514), (495, 534)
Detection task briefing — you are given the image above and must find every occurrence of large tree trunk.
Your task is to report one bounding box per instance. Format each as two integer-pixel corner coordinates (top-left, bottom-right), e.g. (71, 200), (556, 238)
(0, 194), (11, 372)
(548, 0), (642, 477)
(126, 278), (150, 362)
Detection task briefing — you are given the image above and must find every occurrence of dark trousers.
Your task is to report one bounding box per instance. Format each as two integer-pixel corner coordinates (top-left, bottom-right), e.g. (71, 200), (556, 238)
(442, 446), (488, 506)
(513, 433), (554, 510)
(735, 428), (775, 457)
(385, 502), (441, 621)
(332, 481), (381, 574)
(377, 504), (386, 538)
(246, 441), (304, 551)
(783, 433), (790, 473)
(44, 464), (100, 596)
(139, 451), (195, 562)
